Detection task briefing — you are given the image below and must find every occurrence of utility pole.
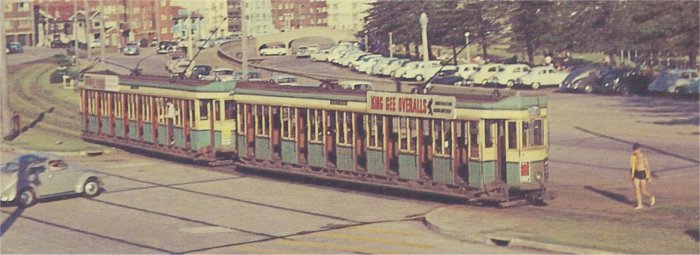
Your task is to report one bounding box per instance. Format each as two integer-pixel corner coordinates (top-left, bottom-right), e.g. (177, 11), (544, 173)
(388, 32), (393, 58)
(241, 0), (248, 80)
(99, 0), (105, 63)
(419, 13), (429, 81)
(83, 0), (91, 60)
(73, 0), (78, 62)
(0, 6), (10, 140)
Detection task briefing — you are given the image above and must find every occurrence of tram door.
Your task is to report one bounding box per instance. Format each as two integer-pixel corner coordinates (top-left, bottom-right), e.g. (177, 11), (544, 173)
(455, 121), (469, 184)
(496, 120), (507, 183)
(483, 120), (507, 184)
(355, 113), (366, 171)
(297, 109), (308, 164)
(271, 107), (282, 160)
(325, 110), (337, 167)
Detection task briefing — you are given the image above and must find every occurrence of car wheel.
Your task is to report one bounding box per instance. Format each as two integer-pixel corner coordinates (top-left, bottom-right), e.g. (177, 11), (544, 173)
(506, 80), (515, 88)
(83, 178), (102, 197)
(532, 82), (541, 90)
(18, 188), (37, 207)
(674, 87), (685, 94)
(584, 84), (593, 93)
(416, 75), (424, 81)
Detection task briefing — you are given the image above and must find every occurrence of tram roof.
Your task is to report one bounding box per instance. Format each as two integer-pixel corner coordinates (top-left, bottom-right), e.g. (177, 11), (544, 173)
(117, 75), (238, 92)
(233, 82), (547, 110)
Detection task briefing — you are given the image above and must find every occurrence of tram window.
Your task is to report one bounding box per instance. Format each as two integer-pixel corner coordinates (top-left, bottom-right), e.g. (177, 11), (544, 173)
(224, 100), (236, 120)
(534, 120), (543, 145)
(507, 121), (517, 149)
(254, 105), (269, 137)
(336, 112), (353, 146)
(200, 100), (211, 120)
(398, 117), (416, 153)
(214, 101), (221, 121)
(281, 107), (296, 140)
(236, 104), (246, 134)
(522, 119), (544, 147)
(434, 120), (452, 156)
(484, 121), (494, 148)
(367, 115), (384, 149)
(308, 109), (323, 143)
(468, 121), (479, 158)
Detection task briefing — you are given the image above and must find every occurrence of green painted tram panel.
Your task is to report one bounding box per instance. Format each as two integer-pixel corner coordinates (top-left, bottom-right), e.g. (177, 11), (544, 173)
(506, 162), (521, 186)
(433, 158), (454, 185)
(143, 123), (153, 142)
(88, 116), (97, 131)
(335, 146), (354, 171)
(366, 150), (385, 176)
(398, 154), (418, 180)
(100, 116), (110, 134)
(128, 121), (138, 140)
(281, 140), (298, 164)
(173, 127), (184, 147)
(236, 135), (247, 156)
(114, 119), (123, 137)
(482, 161), (496, 184)
(307, 144), (325, 168)
(255, 138), (271, 160)
(157, 125), (168, 145)
(468, 161), (483, 187)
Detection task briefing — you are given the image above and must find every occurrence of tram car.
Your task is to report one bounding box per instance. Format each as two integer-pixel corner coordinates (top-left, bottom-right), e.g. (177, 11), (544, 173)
(79, 73), (550, 204)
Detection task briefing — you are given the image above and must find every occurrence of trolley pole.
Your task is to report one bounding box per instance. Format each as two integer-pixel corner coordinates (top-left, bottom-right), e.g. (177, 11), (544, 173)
(0, 7), (10, 140)
(241, 0), (248, 80)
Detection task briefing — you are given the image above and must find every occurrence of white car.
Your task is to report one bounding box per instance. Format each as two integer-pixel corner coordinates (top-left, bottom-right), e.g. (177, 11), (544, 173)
(270, 75), (299, 86)
(327, 43), (356, 62)
(336, 51), (367, 67)
(489, 64), (531, 87)
(351, 54), (381, 72)
(467, 64), (504, 85)
(338, 80), (373, 91)
(648, 69), (700, 93)
(457, 64), (480, 79)
(260, 46), (286, 56)
(381, 59), (410, 76)
(402, 61), (454, 81)
(167, 59), (194, 75)
(370, 57), (398, 75)
(203, 68), (236, 82)
(392, 61), (421, 79)
(517, 66), (569, 89)
(306, 44), (320, 54)
(310, 49), (330, 62)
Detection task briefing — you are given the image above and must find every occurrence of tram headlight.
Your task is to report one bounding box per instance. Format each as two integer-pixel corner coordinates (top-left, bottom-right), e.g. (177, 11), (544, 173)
(535, 173), (543, 181)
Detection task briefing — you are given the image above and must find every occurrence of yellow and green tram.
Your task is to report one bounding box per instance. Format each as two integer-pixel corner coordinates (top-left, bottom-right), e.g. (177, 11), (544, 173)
(80, 73), (550, 203)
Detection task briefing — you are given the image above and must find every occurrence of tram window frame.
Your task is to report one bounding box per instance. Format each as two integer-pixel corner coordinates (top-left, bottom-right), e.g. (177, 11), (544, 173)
(307, 109), (324, 144)
(236, 104), (246, 135)
(522, 119), (544, 148)
(254, 105), (270, 137)
(468, 120), (479, 159)
(507, 121), (517, 149)
(484, 120), (494, 148)
(367, 115), (384, 149)
(433, 120), (452, 157)
(398, 117), (417, 153)
(199, 99), (211, 121)
(336, 111), (353, 147)
(214, 100), (221, 121)
(281, 107), (297, 140)
(224, 100), (236, 120)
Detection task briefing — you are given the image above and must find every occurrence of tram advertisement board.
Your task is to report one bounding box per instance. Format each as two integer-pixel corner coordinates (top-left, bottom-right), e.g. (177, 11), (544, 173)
(83, 74), (120, 92)
(367, 91), (456, 119)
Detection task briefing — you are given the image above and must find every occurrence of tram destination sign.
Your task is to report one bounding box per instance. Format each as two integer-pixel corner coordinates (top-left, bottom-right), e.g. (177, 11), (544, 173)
(83, 74), (120, 92)
(367, 91), (456, 119)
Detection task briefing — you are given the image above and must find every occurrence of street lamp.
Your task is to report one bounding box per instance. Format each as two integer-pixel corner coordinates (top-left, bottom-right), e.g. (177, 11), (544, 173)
(388, 32), (393, 58)
(464, 32), (470, 64)
(419, 13), (429, 82)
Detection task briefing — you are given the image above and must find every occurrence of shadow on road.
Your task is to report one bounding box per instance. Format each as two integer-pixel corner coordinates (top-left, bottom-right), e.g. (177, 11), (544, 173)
(0, 207), (25, 237)
(685, 228), (699, 242)
(584, 185), (633, 206)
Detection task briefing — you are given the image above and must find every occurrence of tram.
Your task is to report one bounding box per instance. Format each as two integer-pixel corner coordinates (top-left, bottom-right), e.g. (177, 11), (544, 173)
(80, 73), (549, 203)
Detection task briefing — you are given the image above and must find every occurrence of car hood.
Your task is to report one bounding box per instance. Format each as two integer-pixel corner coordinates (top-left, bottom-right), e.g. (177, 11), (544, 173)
(1, 171), (18, 194)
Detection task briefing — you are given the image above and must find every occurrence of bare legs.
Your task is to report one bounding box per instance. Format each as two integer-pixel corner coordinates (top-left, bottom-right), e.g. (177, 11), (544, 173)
(633, 178), (655, 209)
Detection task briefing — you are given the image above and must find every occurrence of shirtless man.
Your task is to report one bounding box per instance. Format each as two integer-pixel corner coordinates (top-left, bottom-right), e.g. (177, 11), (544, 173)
(630, 143), (655, 210)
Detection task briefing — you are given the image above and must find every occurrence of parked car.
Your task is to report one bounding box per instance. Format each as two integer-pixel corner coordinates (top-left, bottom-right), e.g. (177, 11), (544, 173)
(336, 51), (367, 67)
(326, 42), (356, 62)
(402, 61), (456, 81)
(1, 153), (102, 207)
(191, 65), (212, 79)
(49, 67), (69, 84)
(237, 70), (264, 81)
(466, 64), (503, 86)
(339, 80), (373, 91)
(381, 59), (410, 76)
(647, 69), (700, 94)
(166, 50), (186, 68)
(260, 46), (286, 56)
(392, 61), (421, 79)
(157, 41), (176, 54)
(310, 49), (331, 62)
(307, 44), (320, 53)
(123, 43), (140, 56)
(6, 42), (23, 53)
(516, 66), (569, 89)
(351, 54), (381, 71)
(684, 78), (700, 96)
(370, 57), (398, 75)
(204, 67), (236, 81)
(167, 58), (194, 75)
(429, 70), (466, 86)
(270, 74), (299, 86)
(489, 64), (531, 87)
(592, 68), (650, 95)
(296, 45), (311, 58)
(456, 64), (480, 80)
(559, 64), (610, 93)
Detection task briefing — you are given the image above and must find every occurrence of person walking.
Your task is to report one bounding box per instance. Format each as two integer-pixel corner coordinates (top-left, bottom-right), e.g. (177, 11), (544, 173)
(166, 100), (176, 145)
(630, 143), (655, 210)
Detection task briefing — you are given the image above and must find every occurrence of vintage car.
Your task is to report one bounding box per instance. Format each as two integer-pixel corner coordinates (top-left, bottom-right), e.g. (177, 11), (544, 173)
(647, 69), (700, 94)
(489, 64), (531, 87)
(310, 49), (331, 62)
(559, 64), (611, 93)
(338, 80), (374, 91)
(516, 66), (569, 89)
(1, 153), (102, 207)
(466, 63), (504, 86)
(429, 69), (466, 86)
(260, 46), (287, 56)
(270, 74), (299, 86)
(123, 43), (140, 56)
(592, 68), (650, 95)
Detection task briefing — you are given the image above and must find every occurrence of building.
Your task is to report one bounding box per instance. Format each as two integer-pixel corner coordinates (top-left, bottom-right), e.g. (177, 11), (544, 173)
(172, 8), (202, 40)
(32, 0), (173, 48)
(270, 0), (327, 31)
(172, 0), (228, 40)
(227, 0), (277, 36)
(4, 0), (35, 46)
(326, 0), (373, 33)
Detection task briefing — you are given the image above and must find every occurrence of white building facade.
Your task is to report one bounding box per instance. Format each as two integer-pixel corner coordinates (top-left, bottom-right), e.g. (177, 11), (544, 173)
(326, 0), (373, 33)
(242, 0), (277, 36)
(171, 0), (229, 39)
